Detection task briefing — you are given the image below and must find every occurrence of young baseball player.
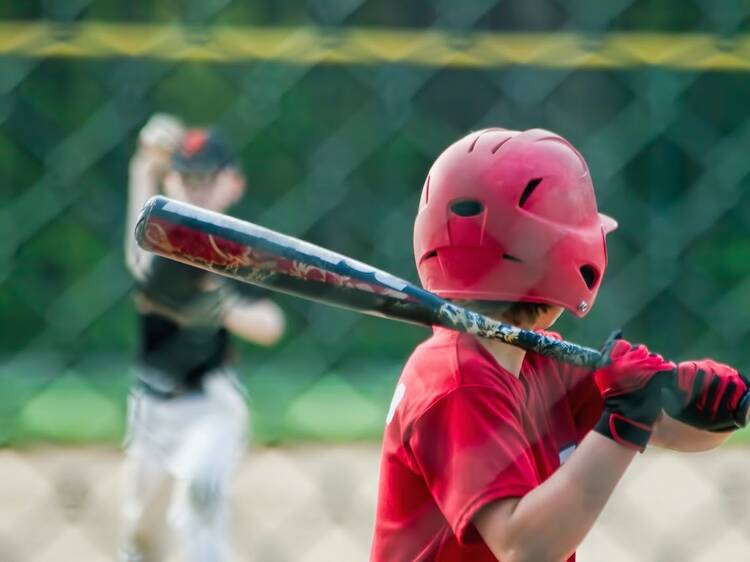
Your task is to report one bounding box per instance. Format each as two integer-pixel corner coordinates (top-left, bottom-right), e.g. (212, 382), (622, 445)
(371, 128), (748, 561)
(121, 114), (285, 562)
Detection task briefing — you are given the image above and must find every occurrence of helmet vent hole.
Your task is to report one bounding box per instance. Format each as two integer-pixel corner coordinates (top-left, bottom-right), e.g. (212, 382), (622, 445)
(518, 178), (543, 208)
(580, 265), (598, 290)
(450, 199), (484, 217)
(491, 137), (512, 153)
(502, 253), (523, 263)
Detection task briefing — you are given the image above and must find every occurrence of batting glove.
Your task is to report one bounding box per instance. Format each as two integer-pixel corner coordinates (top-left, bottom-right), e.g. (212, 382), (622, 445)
(662, 359), (749, 432)
(593, 338), (675, 452)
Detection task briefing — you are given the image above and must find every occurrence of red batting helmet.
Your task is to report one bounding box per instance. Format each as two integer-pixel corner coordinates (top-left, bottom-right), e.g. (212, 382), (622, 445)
(413, 128), (617, 317)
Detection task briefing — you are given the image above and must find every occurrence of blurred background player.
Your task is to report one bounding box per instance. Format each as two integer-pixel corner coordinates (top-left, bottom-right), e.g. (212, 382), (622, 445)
(122, 114), (285, 562)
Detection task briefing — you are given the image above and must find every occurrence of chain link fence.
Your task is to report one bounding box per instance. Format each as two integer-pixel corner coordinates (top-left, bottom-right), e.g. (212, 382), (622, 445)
(3, 0), (750, 560)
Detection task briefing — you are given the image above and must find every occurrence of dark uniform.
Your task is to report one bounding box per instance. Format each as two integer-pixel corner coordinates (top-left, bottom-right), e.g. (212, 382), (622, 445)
(134, 256), (265, 398)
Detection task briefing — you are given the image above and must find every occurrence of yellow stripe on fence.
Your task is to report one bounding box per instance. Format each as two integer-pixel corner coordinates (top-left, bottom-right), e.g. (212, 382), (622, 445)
(1, 21), (750, 70)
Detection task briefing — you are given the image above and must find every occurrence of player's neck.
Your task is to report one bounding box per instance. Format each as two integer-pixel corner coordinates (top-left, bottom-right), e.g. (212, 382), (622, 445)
(476, 337), (526, 378)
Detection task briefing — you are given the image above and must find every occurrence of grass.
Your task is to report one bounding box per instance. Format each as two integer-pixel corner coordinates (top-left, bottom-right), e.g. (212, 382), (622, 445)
(0, 353), (400, 445)
(2, 353), (750, 446)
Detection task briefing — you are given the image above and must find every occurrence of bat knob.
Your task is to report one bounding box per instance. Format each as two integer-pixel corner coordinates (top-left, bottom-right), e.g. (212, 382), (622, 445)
(735, 390), (750, 429)
(135, 195), (169, 251)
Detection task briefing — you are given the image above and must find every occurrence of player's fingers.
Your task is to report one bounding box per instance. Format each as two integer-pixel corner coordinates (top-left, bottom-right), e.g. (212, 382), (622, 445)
(709, 375), (731, 420)
(677, 361), (699, 403)
(695, 370), (712, 411)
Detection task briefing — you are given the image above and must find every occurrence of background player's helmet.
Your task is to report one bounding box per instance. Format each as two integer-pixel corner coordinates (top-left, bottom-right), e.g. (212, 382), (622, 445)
(413, 128), (617, 317)
(171, 128), (236, 173)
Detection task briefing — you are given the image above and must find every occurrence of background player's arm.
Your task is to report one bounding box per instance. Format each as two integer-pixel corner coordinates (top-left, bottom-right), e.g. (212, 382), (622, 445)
(223, 298), (285, 346)
(474, 431), (635, 562)
(125, 114), (184, 279)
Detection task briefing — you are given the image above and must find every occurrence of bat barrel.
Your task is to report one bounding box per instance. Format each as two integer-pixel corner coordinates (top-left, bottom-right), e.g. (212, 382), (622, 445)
(135, 195), (443, 327)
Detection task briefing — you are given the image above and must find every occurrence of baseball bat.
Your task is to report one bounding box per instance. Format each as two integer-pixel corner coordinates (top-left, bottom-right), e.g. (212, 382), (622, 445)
(134, 195), (750, 426)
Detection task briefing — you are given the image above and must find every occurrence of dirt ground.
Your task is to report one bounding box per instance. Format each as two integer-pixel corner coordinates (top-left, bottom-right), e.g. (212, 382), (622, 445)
(0, 443), (748, 561)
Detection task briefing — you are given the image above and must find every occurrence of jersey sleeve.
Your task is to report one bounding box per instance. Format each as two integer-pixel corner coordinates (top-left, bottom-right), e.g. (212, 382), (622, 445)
(408, 385), (539, 545)
(535, 331), (603, 441)
(559, 364), (603, 441)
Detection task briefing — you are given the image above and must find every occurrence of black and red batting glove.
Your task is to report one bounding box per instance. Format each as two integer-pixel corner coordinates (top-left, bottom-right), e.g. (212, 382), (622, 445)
(593, 339), (675, 452)
(662, 360), (749, 432)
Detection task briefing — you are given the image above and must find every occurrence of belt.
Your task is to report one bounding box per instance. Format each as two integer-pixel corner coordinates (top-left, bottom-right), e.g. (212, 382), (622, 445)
(136, 380), (203, 400)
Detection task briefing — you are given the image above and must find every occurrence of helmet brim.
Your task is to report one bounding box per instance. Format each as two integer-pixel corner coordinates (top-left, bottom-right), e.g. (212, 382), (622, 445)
(600, 213), (618, 234)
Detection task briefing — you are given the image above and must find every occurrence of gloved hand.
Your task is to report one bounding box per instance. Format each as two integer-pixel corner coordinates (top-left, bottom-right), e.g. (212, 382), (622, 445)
(593, 339), (675, 452)
(662, 359), (749, 432)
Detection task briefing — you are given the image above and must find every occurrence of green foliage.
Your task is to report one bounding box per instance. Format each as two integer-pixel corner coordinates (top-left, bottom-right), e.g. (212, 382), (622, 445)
(4, 3), (750, 442)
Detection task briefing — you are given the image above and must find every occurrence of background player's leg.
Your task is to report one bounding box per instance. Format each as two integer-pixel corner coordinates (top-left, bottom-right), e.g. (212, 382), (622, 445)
(167, 371), (249, 562)
(171, 470), (233, 562)
(120, 452), (175, 562)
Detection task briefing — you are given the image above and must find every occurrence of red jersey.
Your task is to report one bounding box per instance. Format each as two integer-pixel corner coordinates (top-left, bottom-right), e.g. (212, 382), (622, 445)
(371, 328), (602, 562)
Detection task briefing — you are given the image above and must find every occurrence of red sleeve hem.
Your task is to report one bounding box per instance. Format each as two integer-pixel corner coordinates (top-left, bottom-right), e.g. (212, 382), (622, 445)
(454, 483), (535, 545)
